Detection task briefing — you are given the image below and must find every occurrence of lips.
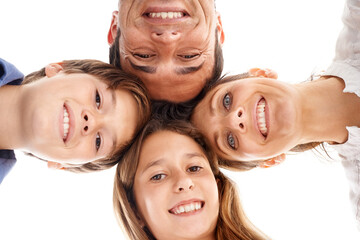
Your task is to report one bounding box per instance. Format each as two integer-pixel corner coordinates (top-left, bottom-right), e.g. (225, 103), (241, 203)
(169, 200), (204, 216)
(61, 103), (74, 144)
(256, 98), (268, 138)
(143, 7), (189, 23)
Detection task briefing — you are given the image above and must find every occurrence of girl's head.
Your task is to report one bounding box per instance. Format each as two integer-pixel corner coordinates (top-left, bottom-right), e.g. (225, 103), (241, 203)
(191, 73), (311, 170)
(21, 59), (151, 172)
(113, 119), (268, 240)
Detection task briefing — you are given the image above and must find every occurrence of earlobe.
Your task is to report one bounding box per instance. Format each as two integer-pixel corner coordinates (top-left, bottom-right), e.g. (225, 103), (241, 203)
(108, 11), (119, 45)
(47, 161), (65, 170)
(216, 13), (225, 45)
(45, 63), (64, 77)
(258, 153), (286, 168)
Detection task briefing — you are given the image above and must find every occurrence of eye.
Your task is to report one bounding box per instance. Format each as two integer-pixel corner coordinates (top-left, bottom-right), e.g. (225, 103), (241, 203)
(134, 53), (154, 59)
(95, 90), (101, 109)
(179, 54), (200, 59)
(95, 133), (101, 151)
(187, 166), (202, 173)
(227, 132), (236, 149)
(151, 174), (166, 181)
(223, 93), (232, 110)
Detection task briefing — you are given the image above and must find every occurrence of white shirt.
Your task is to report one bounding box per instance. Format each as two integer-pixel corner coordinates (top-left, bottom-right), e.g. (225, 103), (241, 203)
(324, 0), (360, 230)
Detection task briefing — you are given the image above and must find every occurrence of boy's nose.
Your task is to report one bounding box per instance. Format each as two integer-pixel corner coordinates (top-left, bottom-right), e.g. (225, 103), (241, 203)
(81, 110), (97, 135)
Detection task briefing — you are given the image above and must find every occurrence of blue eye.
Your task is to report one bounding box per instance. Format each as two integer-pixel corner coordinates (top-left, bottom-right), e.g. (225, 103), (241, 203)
(227, 133), (236, 149)
(188, 166), (202, 173)
(151, 174), (165, 181)
(95, 133), (101, 151)
(223, 93), (232, 110)
(95, 90), (101, 108)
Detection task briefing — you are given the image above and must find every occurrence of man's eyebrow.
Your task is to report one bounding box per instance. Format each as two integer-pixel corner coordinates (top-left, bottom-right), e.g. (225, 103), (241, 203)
(128, 60), (157, 73)
(175, 61), (204, 75)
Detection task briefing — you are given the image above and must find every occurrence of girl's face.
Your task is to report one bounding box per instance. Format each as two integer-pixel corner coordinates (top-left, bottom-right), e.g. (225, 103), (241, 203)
(20, 66), (138, 165)
(192, 77), (302, 161)
(133, 130), (219, 240)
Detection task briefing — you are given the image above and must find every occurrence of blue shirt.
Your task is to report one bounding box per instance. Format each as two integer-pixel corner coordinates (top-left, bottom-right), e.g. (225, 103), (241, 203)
(0, 58), (24, 184)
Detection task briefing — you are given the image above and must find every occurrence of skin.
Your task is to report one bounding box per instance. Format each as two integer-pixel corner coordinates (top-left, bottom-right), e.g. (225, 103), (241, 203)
(191, 76), (360, 162)
(133, 130), (219, 240)
(108, 0), (225, 102)
(0, 63), (138, 167)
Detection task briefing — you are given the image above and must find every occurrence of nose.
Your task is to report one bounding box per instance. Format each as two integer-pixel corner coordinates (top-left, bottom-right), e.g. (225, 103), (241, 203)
(226, 107), (246, 133)
(174, 172), (194, 193)
(151, 29), (180, 44)
(81, 110), (99, 135)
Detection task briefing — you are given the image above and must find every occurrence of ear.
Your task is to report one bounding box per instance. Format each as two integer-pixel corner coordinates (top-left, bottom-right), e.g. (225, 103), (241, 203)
(45, 63), (64, 78)
(215, 13), (225, 45)
(47, 161), (65, 170)
(249, 68), (278, 79)
(258, 153), (286, 168)
(108, 11), (119, 45)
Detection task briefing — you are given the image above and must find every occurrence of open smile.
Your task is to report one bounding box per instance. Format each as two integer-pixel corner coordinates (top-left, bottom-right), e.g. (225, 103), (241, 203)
(61, 103), (74, 144)
(143, 7), (189, 23)
(168, 200), (204, 216)
(255, 98), (269, 139)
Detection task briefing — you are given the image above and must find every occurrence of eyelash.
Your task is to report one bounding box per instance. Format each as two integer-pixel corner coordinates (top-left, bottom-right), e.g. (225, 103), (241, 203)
(179, 54), (200, 59)
(223, 92), (232, 110)
(94, 132), (102, 152)
(151, 174), (166, 181)
(95, 90), (101, 109)
(227, 132), (236, 149)
(187, 166), (203, 173)
(134, 53), (154, 59)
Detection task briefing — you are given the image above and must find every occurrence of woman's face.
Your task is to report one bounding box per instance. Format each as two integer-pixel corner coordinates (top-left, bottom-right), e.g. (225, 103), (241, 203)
(20, 66), (138, 165)
(133, 130), (219, 240)
(192, 77), (302, 161)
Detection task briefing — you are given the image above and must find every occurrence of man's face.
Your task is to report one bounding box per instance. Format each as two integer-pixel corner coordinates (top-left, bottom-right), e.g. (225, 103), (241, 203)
(108, 0), (224, 102)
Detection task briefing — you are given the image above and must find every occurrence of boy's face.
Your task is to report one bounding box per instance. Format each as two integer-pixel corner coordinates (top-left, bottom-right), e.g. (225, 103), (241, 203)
(20, 64), (138, 166)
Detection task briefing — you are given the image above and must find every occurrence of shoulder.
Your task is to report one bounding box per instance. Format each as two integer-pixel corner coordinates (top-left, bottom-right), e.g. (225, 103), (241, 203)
(0, 58), (24, 86)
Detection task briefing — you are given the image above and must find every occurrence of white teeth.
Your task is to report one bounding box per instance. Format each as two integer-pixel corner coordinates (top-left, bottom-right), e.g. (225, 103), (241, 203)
(63, 107), (70, 140)
(256, 99), (268, 136)
(148, 12), (183, 19)
(171, 202), (203, 215)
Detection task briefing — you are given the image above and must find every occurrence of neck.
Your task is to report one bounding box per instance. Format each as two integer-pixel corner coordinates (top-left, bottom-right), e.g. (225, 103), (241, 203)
(295, 76), (360, 144)
(0, 85), (25, 150)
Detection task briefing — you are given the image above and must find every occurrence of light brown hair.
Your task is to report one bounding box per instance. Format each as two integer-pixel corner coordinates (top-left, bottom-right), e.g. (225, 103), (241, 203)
(113, 118), (269, 240)
(23, 59), (151, 173)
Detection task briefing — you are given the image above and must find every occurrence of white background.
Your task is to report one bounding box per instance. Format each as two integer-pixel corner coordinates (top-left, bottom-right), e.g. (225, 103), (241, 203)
(1, 0), (359, 239)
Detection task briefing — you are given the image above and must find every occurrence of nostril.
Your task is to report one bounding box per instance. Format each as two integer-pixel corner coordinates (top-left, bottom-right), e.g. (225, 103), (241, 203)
(239, 123), (244, 129)
(84, 115), (88, 121)
(238, 111), (242, 117)
(84, 126), (88, 131)
(156, 33), (162, 36)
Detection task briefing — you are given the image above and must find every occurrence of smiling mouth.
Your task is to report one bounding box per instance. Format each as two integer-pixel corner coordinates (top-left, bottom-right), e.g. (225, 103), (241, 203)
(169, 201), (204, 215)
(63, 105), (70, 142)
(256, 98), (268, 138)
(144, 11), (187, 19)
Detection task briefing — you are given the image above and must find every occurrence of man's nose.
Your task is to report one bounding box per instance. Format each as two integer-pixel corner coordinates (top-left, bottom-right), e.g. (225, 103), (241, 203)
(151, 30), (181, 44)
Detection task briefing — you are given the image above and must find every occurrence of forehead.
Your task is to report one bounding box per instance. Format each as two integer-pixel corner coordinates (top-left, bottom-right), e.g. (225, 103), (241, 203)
(138, 130), (207, 166)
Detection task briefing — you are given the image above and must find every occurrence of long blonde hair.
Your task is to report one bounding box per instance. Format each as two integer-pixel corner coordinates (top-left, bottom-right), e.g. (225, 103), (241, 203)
(113, 119), (269, 240)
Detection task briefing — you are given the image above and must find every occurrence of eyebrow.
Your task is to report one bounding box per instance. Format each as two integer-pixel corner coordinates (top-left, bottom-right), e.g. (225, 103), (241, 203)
(128, 59), (205, 75)
(214, 132), (227, 156)
(142, 158), (165, 174)
(209, 88), (220, 117)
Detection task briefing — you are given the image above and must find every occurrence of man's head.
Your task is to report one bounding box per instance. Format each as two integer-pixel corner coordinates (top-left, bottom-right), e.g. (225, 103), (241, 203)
(22, 59), (151, 172)
(108, 0), (225, 102)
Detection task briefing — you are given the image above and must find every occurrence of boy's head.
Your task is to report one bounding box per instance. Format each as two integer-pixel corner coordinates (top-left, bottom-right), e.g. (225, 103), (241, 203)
(22, 59), (151, 172)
